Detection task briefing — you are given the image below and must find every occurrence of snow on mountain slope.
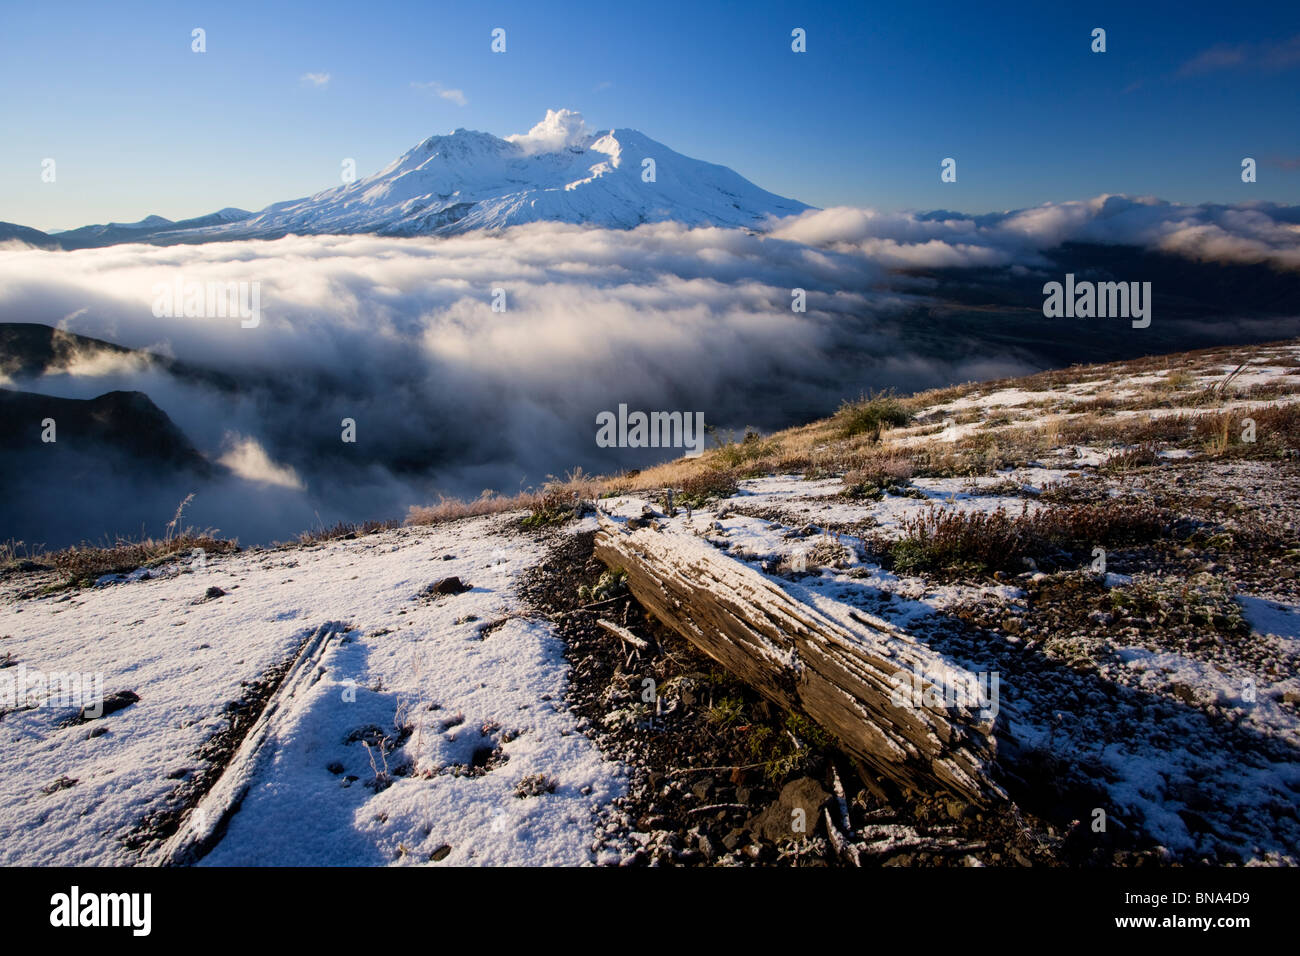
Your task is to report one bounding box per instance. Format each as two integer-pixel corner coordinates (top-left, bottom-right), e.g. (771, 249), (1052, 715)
(139, 109), (811, 242)
(0, 515), (624, 865)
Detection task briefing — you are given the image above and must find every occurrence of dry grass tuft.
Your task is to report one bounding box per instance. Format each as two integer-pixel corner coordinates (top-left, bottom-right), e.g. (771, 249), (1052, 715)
(2, 494), (237, 586)
(39, 534), (235, 585)
(889, 500), (1170, 575)
(296, 519), (402, 545)
(831, 390), (910, 441)
(406, 470), (616, 529)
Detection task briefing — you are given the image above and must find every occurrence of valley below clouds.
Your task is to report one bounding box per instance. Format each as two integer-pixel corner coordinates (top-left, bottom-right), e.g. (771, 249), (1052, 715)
(2, 195), (1298, 547)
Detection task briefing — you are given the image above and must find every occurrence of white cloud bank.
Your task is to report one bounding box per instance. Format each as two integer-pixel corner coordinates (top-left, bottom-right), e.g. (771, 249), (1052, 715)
(0, 193), (1295, 544)
(770, 195), (1300, 270)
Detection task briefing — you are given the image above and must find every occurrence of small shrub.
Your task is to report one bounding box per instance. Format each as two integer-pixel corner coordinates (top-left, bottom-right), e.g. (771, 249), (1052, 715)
(707, 694), (747, 729)
(676, 469), (740, 508)
(841, 454), (916, 499)
(743, 710), (834, 783)
(514, 773), (558, 798)
(788, 534), (857, 574)
(577, 568), (627, 604)
(1201, 415), (1232, 457)
(1101, 442), (1161, 472)
(712, 429), (774, 470)
(520, 479), (595, 528)
(890, 500), (1170, 575)
(832, 390), (910, 441)
(1109, 573), (1248, 635)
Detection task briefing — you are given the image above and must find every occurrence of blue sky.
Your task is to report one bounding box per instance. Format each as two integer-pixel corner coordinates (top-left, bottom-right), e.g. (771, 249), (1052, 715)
(3, 0), (1298, 232)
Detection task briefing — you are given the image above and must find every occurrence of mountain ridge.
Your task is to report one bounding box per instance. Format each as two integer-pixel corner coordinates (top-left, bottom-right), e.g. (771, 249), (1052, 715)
(8, 110), (811, 248)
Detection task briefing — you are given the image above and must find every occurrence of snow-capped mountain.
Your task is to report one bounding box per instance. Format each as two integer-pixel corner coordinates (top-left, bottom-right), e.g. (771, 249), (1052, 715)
(237, 109), (810, 237)
(33, 110), (810, 247)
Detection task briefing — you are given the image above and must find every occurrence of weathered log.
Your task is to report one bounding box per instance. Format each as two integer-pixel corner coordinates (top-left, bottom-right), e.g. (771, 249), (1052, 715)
(594, 515), (1006, 807)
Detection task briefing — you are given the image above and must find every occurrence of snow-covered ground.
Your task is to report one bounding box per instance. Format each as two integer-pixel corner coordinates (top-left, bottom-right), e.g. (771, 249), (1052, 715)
(4, 340), (1298, 866)
(0, 515), (624, 866)
(892, 343), (1300, 448)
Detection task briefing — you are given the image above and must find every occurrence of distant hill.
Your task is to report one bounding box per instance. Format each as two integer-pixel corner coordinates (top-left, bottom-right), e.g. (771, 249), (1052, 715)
(0, 221), (62, 250)
(0, 323), (240, 392)
(0, 387), (210, 473)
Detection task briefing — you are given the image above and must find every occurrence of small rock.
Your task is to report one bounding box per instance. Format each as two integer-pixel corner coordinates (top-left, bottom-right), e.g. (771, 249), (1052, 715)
(426, 577), (471, 597)
(81, 690), (140, 722)
(746, 776), (830, 843)
(722, 828), (748, 851)
(41, 775), (78, 795)
(691, 776), (715, 802)
(429, 844), (452, 861)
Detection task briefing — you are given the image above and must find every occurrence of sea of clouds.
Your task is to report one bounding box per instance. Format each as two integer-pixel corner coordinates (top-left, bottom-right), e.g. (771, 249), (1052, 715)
(0, 194), (1297, 545)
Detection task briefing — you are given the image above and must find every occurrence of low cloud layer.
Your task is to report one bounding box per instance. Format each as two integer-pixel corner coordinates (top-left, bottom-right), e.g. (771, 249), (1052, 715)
(770, 195), (1300, 270)
(0, 194), (1296, 545)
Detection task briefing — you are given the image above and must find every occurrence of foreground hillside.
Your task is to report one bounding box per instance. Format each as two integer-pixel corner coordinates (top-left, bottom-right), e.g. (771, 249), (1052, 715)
(2, 337), (1298, 865)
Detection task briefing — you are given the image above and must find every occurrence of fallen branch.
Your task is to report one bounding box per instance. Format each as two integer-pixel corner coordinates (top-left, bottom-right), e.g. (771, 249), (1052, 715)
(686, 803), (751, 815)
(823, 808), (861, 867)
(596, 618), (649, 651)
